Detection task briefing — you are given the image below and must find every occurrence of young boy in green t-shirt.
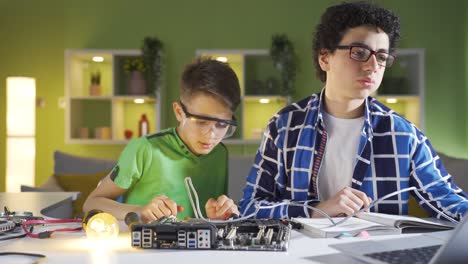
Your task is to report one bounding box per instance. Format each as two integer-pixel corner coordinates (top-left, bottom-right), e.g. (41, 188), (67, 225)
(84, 58), (241, 223)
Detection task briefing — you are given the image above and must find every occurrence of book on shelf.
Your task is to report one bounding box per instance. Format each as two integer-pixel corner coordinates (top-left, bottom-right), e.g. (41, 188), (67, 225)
(292, 212), (454, 238)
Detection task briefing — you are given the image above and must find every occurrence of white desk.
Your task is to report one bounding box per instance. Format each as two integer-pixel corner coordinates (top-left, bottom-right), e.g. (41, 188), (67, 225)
(0, 192), (79, 219)
(0, 193), (433, 264)
(1, 228), (428, 264)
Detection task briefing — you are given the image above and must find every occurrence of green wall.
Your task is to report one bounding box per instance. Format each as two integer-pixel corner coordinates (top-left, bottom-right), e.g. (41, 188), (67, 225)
(1, 0), (467, 191)
(382, 0), (468, 158)
(0, 61), (4, 192)
(463, 1), (468, 155)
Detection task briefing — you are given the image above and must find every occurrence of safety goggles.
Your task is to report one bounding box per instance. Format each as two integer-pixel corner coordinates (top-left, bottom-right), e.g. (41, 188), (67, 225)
(179, 101), (237, 139)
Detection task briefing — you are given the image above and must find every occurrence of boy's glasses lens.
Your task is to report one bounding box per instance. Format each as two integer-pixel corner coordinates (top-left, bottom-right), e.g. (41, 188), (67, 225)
(187, 117), (236, 139)
(337, 45), (395, 67)
(180, 101), (237, 139)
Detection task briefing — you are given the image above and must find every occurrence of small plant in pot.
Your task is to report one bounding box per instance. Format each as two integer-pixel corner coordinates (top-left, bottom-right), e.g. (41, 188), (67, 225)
(124, 58), (146, 73)
(124, 57), (147, 95)
(89, 71), (102, 96)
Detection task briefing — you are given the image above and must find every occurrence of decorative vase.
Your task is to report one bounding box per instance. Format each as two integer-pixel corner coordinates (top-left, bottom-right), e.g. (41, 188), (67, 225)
(89, 71), (102, 96)
(89, 84), (101, 96)
(128, 71), (146, 95)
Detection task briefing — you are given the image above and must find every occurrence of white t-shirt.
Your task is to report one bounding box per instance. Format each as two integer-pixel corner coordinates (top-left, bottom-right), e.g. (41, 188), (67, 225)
(317, 112), (365, 201)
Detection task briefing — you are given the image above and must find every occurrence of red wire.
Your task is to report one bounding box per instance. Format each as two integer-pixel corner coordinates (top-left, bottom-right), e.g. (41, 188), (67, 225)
(21, 219), (83, 238)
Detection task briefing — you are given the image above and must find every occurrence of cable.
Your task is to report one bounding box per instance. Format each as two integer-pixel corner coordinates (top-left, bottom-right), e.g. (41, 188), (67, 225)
(21, 219), (83, 238)
(184, 177), (337, 224)
(0, 252), (46, 263)
(185, 176), (252, 223)
(331, 187), (460, 227)
(183, 177), (199, 219)
(184, 177), (461, 226)
(185, 177), (459, 227)
(0, 230), (28, 241)
(0, 220), (16, 233)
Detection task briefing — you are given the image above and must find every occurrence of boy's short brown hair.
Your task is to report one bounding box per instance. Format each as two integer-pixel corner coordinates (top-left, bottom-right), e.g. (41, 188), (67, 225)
(180, 57), (241, 112)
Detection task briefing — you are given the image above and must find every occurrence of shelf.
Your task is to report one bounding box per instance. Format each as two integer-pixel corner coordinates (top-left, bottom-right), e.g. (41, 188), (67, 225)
(196, 49), (287, 141)
(112, 95), (156, 103)
(378, 96), (421, 128)
(65, 49), (160, 144)
(244, 95), (286, 102)
(69, 96), (113, 100)
(69, 99), (111, 140)
(113, 99), (157, 141)
(66, 138), (129, 145)
(377, 48), (425, 130)
(243, 95), (287, 140)
(67, 51), (113, 97)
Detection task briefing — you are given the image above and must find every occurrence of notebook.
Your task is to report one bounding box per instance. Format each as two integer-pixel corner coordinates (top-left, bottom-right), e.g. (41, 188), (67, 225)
(292, 212), (453, 238)
(331, 215), (468, 264)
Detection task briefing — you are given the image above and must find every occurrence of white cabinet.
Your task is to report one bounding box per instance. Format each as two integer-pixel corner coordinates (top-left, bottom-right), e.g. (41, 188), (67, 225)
(196, 49), (288, 143)
(377, 49), (425, 129)
(65, 49), (160, 144)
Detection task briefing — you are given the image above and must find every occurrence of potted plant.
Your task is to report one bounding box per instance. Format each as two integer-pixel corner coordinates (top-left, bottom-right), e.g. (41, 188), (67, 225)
(124, 57), (147, 95)
(141, 36), (164, 97)
(89, 71), (101, 96)
(123, 57), (146, 73)
(270, 34), (298, 100)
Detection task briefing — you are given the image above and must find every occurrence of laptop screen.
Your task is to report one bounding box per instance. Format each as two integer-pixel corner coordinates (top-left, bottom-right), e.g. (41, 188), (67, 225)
(432, 215), (468, 264)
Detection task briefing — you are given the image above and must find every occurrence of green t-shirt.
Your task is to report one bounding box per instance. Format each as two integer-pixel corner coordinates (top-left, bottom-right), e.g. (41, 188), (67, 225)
(112, 127), (228, 219)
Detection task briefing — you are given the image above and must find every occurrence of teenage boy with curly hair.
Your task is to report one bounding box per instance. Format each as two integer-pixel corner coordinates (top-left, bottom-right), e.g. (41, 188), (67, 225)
(240, 1), (467, 220)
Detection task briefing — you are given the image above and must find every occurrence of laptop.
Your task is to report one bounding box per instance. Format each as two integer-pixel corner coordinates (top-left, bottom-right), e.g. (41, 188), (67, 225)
(331, 215), (468, 264)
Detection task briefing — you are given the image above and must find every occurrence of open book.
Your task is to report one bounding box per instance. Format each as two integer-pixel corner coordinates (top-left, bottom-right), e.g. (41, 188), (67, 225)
(292, 212), (454, 238)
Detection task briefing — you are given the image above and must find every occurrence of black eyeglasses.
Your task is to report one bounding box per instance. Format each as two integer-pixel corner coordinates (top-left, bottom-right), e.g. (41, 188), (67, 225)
(336, 45), (395, 67)
(179, 101), (237, 139)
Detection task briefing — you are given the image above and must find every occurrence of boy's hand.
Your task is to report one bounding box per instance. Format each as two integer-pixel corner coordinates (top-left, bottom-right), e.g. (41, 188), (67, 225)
(311, 187), (372, 218)
(139, 195), (184, 223)
(205, 195), (240, 220)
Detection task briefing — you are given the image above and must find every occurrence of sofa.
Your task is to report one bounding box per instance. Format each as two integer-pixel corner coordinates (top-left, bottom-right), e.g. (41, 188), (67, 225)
(438, 152), (468, 191)
(23, 150), (467, 218)
(23, 151), (254, 217)
(227, 155), (255, 202)
(22, 151), (116, 217)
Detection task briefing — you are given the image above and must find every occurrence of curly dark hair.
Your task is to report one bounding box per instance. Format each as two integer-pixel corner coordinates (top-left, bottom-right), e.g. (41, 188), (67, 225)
(180, 57), (241, 112)
(312, 1), (401, 82)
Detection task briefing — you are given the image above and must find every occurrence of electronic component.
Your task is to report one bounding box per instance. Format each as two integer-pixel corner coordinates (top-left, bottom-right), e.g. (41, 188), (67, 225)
(129, 219), (291, 251)
(0, 207), (42, 240)
(0, 220), (16, 234)
(0, 207), (43, 227)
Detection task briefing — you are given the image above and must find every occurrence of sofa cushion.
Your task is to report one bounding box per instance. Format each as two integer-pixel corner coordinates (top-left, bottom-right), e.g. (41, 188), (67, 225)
(19, 151), (118, 217)
(438, 152), (468, 191)
(54, 150), (116, 175)
(36, 151), (116, 191)
(55, 171), (109, 217)
(228, 155), (255, 202)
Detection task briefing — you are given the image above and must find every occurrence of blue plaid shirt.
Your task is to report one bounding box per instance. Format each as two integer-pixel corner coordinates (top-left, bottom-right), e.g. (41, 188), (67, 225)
(239, 91), (468, 220)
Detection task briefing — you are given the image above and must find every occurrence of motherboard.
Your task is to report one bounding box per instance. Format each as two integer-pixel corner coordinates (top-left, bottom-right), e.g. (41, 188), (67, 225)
(129, 218), (291, 251)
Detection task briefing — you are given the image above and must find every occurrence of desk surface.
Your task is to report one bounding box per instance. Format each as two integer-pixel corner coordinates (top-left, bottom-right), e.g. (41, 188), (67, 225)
(0, 192), (79, 218)
(0, 192), (437, 264)
(1, 228), (427, 264)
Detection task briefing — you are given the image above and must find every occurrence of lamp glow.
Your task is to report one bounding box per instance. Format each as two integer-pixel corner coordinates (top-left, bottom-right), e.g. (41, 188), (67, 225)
(6, 77), (36, 192)
(386, 98), (398, 104)
(85, 213), (119, 240)
(216, 56), (228, 63)
(259, 98), (270, 104)
(134, 98), (145, 104)
(92, 56), (104, 62)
